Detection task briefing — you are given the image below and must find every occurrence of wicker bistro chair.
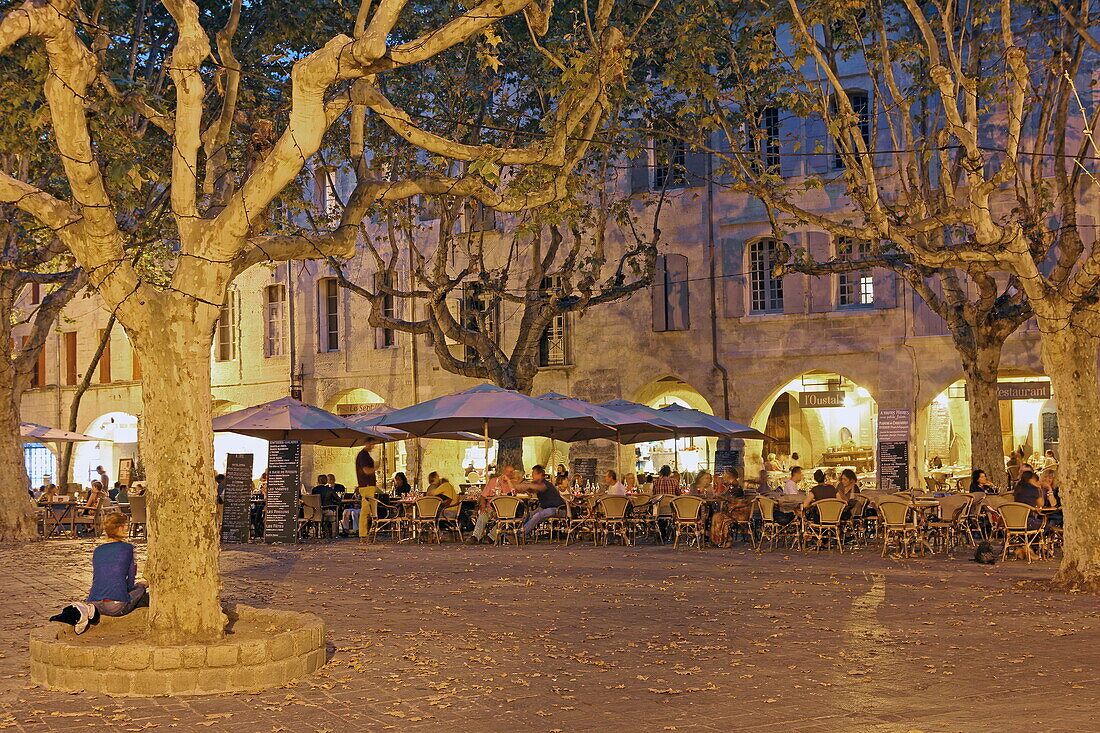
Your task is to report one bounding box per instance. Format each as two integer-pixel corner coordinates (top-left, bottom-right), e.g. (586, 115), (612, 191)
(629, 495), (661, 544)
(998, 502), (1048, 562)
(805, 498), (847, 552)
(877, 498), (921, 557)
(128, 494), (148, 539)
(655, 494), (677, 543)
(846, 495), (872, 545)
(563, 498), (596, 546)
(922, 494), (972, 553)
(670, 495), (707, 550)
(962, 494), (988, 542)
(438, 500), (464, 543)
(488, 495), (525, 545)
(752, 496), (797, 551)
(298, 494), (323, 540)
(596, 495), (633, 546)
(365, 497), (405, 542)
(409, 496), (445, 544)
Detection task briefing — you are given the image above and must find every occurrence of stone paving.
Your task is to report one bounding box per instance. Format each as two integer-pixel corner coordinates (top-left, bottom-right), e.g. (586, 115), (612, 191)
(0, 538), (1097, 732)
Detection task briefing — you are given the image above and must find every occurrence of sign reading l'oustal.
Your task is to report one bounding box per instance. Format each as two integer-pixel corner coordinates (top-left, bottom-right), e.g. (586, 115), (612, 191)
(800, 391), (846, 408)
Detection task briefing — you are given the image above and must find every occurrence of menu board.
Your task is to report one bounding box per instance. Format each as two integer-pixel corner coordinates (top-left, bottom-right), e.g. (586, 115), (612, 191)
(116, 458), (134, 488)
(264, 440), (301, 544)
(926, 402), (951, 459)
(877, 409), (911, 493)
(220, 453), (254, 544)
(572, 457), (598, 484)
(714, 449), (743, 475)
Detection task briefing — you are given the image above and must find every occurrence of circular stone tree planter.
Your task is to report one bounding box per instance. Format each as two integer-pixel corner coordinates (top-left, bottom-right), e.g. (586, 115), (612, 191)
(30, 604), (325, 696)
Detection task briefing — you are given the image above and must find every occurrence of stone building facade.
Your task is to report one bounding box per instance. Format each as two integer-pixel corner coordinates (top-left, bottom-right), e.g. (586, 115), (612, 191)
(15, 137), (1054, 491)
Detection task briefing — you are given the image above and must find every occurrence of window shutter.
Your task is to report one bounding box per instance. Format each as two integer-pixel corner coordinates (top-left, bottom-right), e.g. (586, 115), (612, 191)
(806, 231), (833, 313)
(873, 267), (897, 308)
(720, 239), (746, 317)
(665, 253), (690, 330)
(651, 255), (668, 332)
(782, 271), (807, 314)
(779, 115), (801, 179)
(630, 153), (650, 193)
(684, 148), (708, 188)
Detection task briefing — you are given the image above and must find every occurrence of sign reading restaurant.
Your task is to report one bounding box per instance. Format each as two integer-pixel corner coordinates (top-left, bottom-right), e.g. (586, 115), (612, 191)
(800, 391), (846, 408)
(963, 382), (1052, 401)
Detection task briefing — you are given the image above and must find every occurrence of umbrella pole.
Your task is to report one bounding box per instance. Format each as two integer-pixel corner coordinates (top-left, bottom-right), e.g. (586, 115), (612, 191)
(484, 418), (490, 476)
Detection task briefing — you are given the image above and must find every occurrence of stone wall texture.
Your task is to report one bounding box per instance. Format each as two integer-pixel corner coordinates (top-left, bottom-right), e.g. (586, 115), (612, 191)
(29, 605), (325, 696)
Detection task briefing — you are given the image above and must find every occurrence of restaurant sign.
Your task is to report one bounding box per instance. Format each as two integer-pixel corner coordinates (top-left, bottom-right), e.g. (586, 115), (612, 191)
(800, 391), (846, 408)
(963, 382), (1052, 401)
(335, 402), (385, 416)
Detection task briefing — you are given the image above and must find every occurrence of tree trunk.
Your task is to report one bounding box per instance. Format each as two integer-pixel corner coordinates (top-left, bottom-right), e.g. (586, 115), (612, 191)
(0, 377), (36, 543)
(59, 314), (116, 485)
(131, 309), (225, 643)
(496, 373), (533, 473)
(961, 341), (1005, 486)
(1040, 324), (1100, 592)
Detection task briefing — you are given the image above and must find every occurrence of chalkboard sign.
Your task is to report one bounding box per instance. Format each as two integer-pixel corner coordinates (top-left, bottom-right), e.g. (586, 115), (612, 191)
(117, 458), (134, 488)
(220, 453), (254, 544)
(876, 409), (911, 493)
(572, 457), (598, 483)
(713, 449), (742, 475)
(264, 440), (301, 544)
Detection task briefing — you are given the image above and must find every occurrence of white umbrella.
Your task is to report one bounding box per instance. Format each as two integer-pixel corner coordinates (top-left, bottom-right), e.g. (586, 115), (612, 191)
(212, 397), (389, 447)
(20, 422), (101, 443)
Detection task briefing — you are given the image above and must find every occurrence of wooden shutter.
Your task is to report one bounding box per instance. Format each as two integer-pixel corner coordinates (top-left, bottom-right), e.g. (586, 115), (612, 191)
(803, 113), (830, 175)
(132, 348), (141, 381)
(779, 114), (801, 179)
(684, 147), (708, 188)
(630, 151), (650, 193)
(99, 329), (112, 383)
(782, 269), (807, 314)
(720, 239), (746, 318)
(665, 253), (690, 330)
(651, 255), (668, 332)
(64, 332), (77, 385)
(873, 267), (897, 308)
(806, 232), (833, 313)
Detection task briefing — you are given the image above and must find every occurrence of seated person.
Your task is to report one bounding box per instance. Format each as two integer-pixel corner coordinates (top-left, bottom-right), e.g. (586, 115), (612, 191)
(969, 469), (996, 494)
(115, 483), (129, 504)
(511, 465), (565, 540)
(51, 512), (150, 634)
(426, 472), (458, 507)
(801, 469), (838, 510)
(782, 466), (804, 495)
(469, 465), (516, 543)
(310, 474), (340, 534)
(1012, 470), (1045, 531)
(391, 472), (413, 498)
(605, 470), (628, 496)
(710, 469), (752, 547)
(1040, 467), (1062, 527)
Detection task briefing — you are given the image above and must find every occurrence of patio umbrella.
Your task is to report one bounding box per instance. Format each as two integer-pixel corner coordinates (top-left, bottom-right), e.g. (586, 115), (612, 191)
(20, 422), (100, 443)
(374, 383), (616, 442)
(535, 392), (676, 444)
(599, 398), (725, 473)
(346, 405), (484, 442)
(212, 397), (389, 447)
(657, 404), (773, 441)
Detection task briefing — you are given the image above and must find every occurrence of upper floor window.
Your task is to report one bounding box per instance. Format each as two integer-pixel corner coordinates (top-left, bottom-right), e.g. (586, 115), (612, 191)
(375, 272), (396, 349)
(750, 107), (781, 174)
(748, 239), (784, 313)
(539, 276), (571, 365)
(837, 238), (875, 307)
(832, 91), (870, 170)
(652, 138), (688, 189)
(264, 284), (287, 357)
(461, 282), (501, 361)
(215, 289), (238, 362)
(318, 278), (340, 352)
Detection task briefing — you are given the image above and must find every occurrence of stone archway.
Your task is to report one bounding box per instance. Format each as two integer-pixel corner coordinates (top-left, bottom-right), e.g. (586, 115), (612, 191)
(73, 411), (140, 487)
(630, 376), (717, 479)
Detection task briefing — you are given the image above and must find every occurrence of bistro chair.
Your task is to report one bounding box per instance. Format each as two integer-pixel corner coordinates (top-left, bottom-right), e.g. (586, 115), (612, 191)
(438, 500), (464, 543)
(922, 494), (971, 553)
(962, 494), (988, 542)
(670, 495), (706, 550)
(410, 496), (444, 544)
(846, 495), (873, 545)
(629, 494), (662, 544)
(655, 494), (677, 543)
(563, 498), (596, 546)
(752, 496), (792, 552)
(128, 494), (148, 539)
(596, 495), (632, 546)
(489, 496), (525, 546)
(877, 498), (920, 558)
(365, 497), (404, 543)
(998, 502), (1047, 562)
(298, 494), (323, 540)
(805, 498), (847, 552)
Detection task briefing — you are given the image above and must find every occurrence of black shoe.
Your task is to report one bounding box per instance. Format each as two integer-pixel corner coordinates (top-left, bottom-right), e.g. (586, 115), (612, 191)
(465, 536), (481, 545)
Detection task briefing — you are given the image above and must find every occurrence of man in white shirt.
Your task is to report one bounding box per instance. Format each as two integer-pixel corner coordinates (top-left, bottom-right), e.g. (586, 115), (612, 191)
(604, 470), (628, 495)
(782, 466), (804, 495)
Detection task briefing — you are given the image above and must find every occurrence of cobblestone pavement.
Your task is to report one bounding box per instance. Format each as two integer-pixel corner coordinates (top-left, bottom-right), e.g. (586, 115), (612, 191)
(0, 538), (1097, 732)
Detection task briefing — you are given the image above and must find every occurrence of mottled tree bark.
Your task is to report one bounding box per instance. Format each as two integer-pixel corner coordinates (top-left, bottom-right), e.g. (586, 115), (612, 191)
(0, 378), (35, 543)
(1042, 325), (1100, 592)
(130, 301), (224, 643)
(961, 340), (1006, 485)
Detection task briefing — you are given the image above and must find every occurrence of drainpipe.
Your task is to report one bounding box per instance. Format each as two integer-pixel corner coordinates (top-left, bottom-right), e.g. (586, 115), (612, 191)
(706, 149), (732, 424)
(287, 264), (302, 400)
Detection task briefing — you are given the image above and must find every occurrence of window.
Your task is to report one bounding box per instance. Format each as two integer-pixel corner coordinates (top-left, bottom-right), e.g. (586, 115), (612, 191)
(462, 201), (497, 232)
(314, 168), (337, 215)
(750, 107), (781, 173)
(832, 91), (870, 169)
(461, 282), (501, 361)
(652, 254), (690, 331)
(215, 289), (239, 362)
(538, 276), (571, 366)
(64, 331), (77, 385)
(318, 278), (340, 352)
(837, 238), (875, 307)
(375, 272), (396, 348)
(22, 335), (46, 388)
(98, 329), (111, 383)
(29, 282), (41, 305)
(264, 285), (287, 357)
(748, 239), (784, 313)
(652, 138), (688, 189)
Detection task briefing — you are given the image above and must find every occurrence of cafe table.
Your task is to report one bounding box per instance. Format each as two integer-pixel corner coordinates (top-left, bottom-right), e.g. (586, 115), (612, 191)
(41, 500), (80, 538)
